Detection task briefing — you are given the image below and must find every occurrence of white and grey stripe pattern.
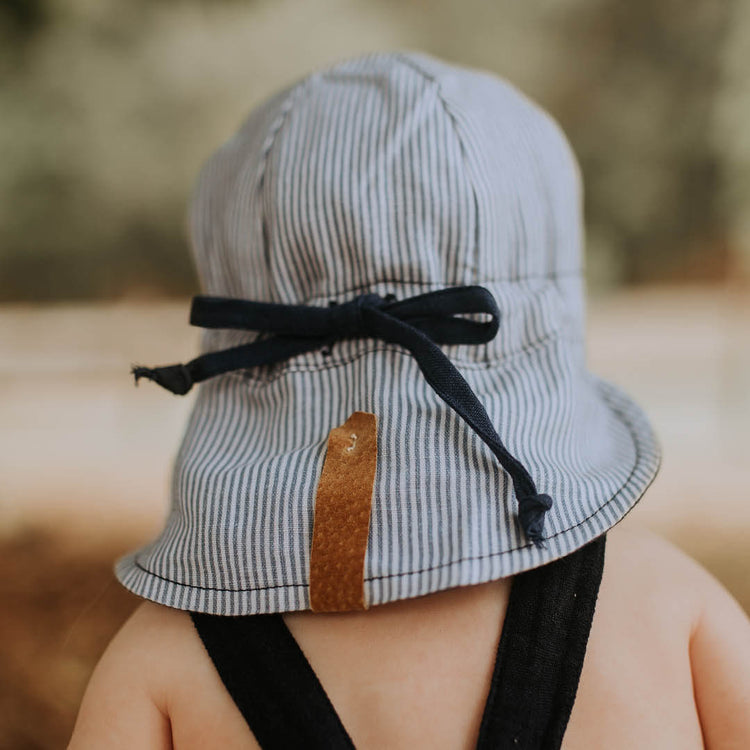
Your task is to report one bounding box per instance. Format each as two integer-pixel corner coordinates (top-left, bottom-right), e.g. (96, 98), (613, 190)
(116, 51), (660, 615)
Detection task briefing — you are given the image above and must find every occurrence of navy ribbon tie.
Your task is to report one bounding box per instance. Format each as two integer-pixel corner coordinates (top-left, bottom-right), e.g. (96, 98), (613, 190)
(132, 285), (552, 546)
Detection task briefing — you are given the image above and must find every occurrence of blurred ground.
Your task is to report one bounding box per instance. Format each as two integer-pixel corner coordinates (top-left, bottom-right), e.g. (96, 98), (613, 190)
(0, 532), (137, 750)
(0, 286), (749, 748)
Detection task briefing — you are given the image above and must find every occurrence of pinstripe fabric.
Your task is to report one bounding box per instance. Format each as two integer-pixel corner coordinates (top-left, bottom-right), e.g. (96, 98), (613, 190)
(116, 51), (660, 615)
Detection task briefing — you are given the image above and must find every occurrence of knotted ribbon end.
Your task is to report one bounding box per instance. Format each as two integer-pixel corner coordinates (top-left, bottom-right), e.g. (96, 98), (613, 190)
(131, 364), (194, 395)
(518, 493), (553, 548)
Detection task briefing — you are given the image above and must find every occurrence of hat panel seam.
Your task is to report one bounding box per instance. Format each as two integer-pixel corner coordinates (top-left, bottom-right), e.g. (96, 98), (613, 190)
(256, 79), (314, 303)
(392, 51), (482, 288)
(394, 51), (572, 286)
(321, 269), (583, 298)
(128, 374), (655, 594)
(194, 83), (309, 299)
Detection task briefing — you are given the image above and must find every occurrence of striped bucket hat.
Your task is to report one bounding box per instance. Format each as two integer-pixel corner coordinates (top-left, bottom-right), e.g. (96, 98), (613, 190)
(116, 50), (660, 615)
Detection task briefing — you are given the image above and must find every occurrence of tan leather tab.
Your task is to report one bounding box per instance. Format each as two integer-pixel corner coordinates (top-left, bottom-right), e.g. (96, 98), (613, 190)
(309, 411), (377, 612)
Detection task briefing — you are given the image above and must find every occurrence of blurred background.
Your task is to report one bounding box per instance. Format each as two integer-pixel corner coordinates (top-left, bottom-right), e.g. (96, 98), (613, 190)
(1, 0), (748, 747)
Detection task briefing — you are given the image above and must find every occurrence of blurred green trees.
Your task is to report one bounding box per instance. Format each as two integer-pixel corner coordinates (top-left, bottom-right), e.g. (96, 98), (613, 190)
(0, 0), (746, 301)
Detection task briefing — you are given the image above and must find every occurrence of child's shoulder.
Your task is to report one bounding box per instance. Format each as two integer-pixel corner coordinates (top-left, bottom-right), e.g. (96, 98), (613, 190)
(600, 523), (749, 661)
(603, 523), (711, 616)
(69, 598), (254, 748)
(569, 523), (750, 748)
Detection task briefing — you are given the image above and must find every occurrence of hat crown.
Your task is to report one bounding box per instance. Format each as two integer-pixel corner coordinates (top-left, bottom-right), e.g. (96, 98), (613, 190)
(190, 51), (583, 305)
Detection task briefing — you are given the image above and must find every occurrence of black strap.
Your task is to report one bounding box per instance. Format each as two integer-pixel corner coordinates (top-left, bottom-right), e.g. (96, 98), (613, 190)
(132, 286), (552, 545)
(476, 534), (607, 749)
(190, 612), (356, 750)
(190, 535), (605, 750)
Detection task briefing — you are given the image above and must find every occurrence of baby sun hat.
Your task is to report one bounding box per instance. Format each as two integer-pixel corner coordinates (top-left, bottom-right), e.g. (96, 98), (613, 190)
(116, 50), (660, 616)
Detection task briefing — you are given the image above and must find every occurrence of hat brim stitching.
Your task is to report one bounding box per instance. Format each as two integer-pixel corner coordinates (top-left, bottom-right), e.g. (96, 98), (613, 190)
(127, 378), (658, 593)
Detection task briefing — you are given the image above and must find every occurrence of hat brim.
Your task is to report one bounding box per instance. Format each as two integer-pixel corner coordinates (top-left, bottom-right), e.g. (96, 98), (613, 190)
(115, 328), (660, 615)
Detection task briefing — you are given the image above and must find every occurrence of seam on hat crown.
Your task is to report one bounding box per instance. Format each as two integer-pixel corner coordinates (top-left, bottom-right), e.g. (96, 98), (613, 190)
(189, 51), (583, 299)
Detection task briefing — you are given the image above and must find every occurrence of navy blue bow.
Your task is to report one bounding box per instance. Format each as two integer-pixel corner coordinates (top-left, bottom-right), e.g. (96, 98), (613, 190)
(132, 286), (552, 545)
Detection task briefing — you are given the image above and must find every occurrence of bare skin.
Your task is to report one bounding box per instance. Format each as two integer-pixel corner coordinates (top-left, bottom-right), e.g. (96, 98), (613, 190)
(68, 525), (750, 749)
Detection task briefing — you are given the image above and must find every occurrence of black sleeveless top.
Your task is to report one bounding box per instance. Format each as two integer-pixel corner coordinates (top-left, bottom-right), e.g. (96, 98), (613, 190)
(191, 535), (605, 750)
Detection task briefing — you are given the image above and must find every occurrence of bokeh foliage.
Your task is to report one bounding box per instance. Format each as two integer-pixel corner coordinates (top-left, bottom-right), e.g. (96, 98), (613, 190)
(0, 0), (746, 301)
